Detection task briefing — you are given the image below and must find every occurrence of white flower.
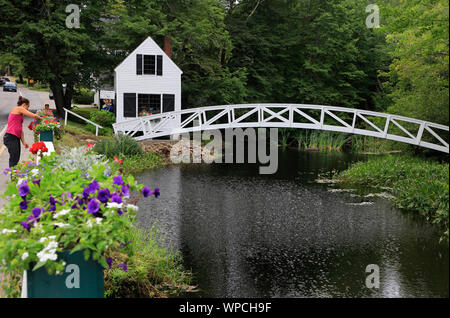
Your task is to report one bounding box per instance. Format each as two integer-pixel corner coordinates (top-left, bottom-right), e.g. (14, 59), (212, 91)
(16, 179), (25, 186)
(37, 240), (58, 263)
(1, 229), (17, 234)
(39, 237), (47, 243)
(21, 252), (29, 260)
(54, 209), (70, 218)
(54, 223), (70, 228)
(106, 202), (123, 209)
(87, 218), (102, 228)
(127, 204), (139, 211)
(30, 169), (39, 176)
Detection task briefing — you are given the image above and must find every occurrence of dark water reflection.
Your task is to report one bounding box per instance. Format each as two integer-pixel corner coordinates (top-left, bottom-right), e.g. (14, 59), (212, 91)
(136, 150), (449, 298)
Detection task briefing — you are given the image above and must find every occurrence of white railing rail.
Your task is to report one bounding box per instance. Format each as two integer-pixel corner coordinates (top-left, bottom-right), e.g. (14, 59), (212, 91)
(113, 104), (449, 153)
(64, 108), (103, 136)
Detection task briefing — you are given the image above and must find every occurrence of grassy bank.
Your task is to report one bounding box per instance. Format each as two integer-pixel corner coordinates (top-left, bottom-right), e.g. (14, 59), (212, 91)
(105, 227), (193, 298)
(335, 155), (449, 240)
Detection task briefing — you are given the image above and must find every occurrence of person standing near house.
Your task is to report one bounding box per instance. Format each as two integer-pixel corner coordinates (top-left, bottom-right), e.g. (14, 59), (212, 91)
(3, 96), (42, 167)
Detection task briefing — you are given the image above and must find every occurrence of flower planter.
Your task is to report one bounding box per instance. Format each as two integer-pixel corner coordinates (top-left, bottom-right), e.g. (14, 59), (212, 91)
(25, 250), (104, 298)
(39, 130), (53, 142)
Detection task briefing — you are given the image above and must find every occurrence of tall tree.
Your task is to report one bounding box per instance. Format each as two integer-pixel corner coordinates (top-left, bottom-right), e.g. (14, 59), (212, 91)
(379, 0), (449, 125)
(0, 0), (112, 116)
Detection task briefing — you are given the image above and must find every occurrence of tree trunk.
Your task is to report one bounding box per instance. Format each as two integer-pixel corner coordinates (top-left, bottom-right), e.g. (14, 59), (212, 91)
(50, 80), (73, 118)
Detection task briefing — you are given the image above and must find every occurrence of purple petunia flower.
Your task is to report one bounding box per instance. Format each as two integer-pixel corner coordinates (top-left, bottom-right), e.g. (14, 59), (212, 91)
(121, 184), (130, 197)
(82, 187), (91, 199)
(49, 195), (57, 206)
(20, 200), (28, 210)
(3, 168), (11, 175)
(32, 179), (41, 187)
(32, 208), (43, 219)
(21, 221), (31, 232)
(142, 186), (151, 198)
(113, 175), (124, 186)
(118, 262), (128, 272)
(88, 180), (100, 193)
(97, 188), (111, 203)
(106, 257), (113, 269)
(111, 193), (122, 204)
(153, 188), (160, 198)
(117, 209), (123, 216)
(87, 198), (100, 214)
(18, 182), (30, 197)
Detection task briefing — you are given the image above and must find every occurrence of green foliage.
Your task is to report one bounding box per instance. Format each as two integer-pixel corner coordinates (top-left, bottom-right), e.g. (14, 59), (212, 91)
(104, 226), (192, 298)
(94, 134), (143, 158)
(293, 130), (349, 151)
(379, 0), (449, 126)
(73, 88), (94, 105)
(121, 152), (164, 175)
(90, 110), (116, 128)
(336, 155), (449, 240)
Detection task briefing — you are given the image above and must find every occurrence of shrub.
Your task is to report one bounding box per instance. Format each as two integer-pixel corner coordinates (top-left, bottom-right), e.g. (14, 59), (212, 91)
(94, 134), (143, 158)
(73, 88), (94, 105)
(90, 110), (115, 128)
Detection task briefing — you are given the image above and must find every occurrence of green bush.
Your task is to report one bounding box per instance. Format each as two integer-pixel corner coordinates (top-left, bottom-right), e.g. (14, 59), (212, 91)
(94, 134), (143, 158)
(73, 88), (94, 105)
(90, 110), (115, 128)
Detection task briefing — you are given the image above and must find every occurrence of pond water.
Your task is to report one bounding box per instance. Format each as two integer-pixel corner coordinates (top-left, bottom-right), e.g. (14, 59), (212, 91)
(135, 149), (449, 298)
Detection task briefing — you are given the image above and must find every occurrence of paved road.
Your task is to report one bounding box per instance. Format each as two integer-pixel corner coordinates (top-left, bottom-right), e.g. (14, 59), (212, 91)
(0, 85), (54, 205)
(0, 85), (55, 129)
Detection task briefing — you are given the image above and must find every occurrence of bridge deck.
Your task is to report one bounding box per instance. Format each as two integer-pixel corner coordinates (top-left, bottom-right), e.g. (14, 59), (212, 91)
(113, 104), (449, 153)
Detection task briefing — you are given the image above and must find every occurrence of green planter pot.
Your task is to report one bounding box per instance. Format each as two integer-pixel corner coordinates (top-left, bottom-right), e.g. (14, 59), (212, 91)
(39, 130), (53, 142)
(26, 251), (104, 298)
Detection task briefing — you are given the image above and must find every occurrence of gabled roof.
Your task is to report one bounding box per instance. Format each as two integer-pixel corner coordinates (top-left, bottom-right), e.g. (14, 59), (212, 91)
(114, 36), (182, 74)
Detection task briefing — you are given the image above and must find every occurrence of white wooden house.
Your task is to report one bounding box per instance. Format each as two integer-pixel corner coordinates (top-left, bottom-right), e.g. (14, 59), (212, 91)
(114, 37), (182, 130)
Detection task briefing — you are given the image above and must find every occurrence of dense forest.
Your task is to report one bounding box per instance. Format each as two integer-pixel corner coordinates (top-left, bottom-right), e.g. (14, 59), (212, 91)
(0, 0), (448, 126)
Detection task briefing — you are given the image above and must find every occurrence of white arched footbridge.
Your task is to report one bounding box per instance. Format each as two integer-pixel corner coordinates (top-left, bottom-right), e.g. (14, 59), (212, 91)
(113, 104), (449, 153)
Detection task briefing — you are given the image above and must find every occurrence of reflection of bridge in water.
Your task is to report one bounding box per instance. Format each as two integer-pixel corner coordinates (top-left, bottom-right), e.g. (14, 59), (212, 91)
(113, 104), (449, 153)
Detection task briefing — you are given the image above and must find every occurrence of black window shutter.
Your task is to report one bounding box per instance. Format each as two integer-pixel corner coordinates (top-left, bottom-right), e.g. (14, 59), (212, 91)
(124, 93), (136, 117)
(157, 55), (163, 76)
(136, 54), (142, 75)
(163, 94), (175, 112)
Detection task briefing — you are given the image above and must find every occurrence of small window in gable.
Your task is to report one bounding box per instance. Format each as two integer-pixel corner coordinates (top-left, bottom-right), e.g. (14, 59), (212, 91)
(136, 54), (163, 76)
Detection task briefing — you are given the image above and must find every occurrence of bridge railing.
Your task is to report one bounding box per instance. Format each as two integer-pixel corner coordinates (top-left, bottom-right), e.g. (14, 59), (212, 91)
(113, 104), (449, 153)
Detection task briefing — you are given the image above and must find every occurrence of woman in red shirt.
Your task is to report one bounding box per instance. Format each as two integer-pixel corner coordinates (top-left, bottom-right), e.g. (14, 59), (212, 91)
(3, 96), (42, 167)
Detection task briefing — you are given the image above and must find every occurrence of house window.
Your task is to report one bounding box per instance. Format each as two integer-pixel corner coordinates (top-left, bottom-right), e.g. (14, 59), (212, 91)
(143, 55), (155, 75)
(124, 93), (136, 117)
(136, 54), (163, 76)
(138, 94), (161, 116)
(163, 94), (175, 112)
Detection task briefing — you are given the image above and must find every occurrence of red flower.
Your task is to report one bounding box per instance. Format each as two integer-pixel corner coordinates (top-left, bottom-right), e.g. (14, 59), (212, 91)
(114, 156), (123, 164)
(29, 142), (49, 155)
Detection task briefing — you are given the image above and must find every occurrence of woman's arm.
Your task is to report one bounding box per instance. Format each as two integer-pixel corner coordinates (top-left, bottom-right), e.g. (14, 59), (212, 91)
(18, 107), (41, 120)
(20, 130), (29, 148)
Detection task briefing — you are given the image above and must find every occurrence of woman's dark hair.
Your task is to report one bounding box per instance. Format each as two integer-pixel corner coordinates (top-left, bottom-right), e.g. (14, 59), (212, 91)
(17, 96), (30, 106)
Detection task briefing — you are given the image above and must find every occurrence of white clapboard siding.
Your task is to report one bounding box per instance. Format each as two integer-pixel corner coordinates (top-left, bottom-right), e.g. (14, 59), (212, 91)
(115, 37), (182, 127)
